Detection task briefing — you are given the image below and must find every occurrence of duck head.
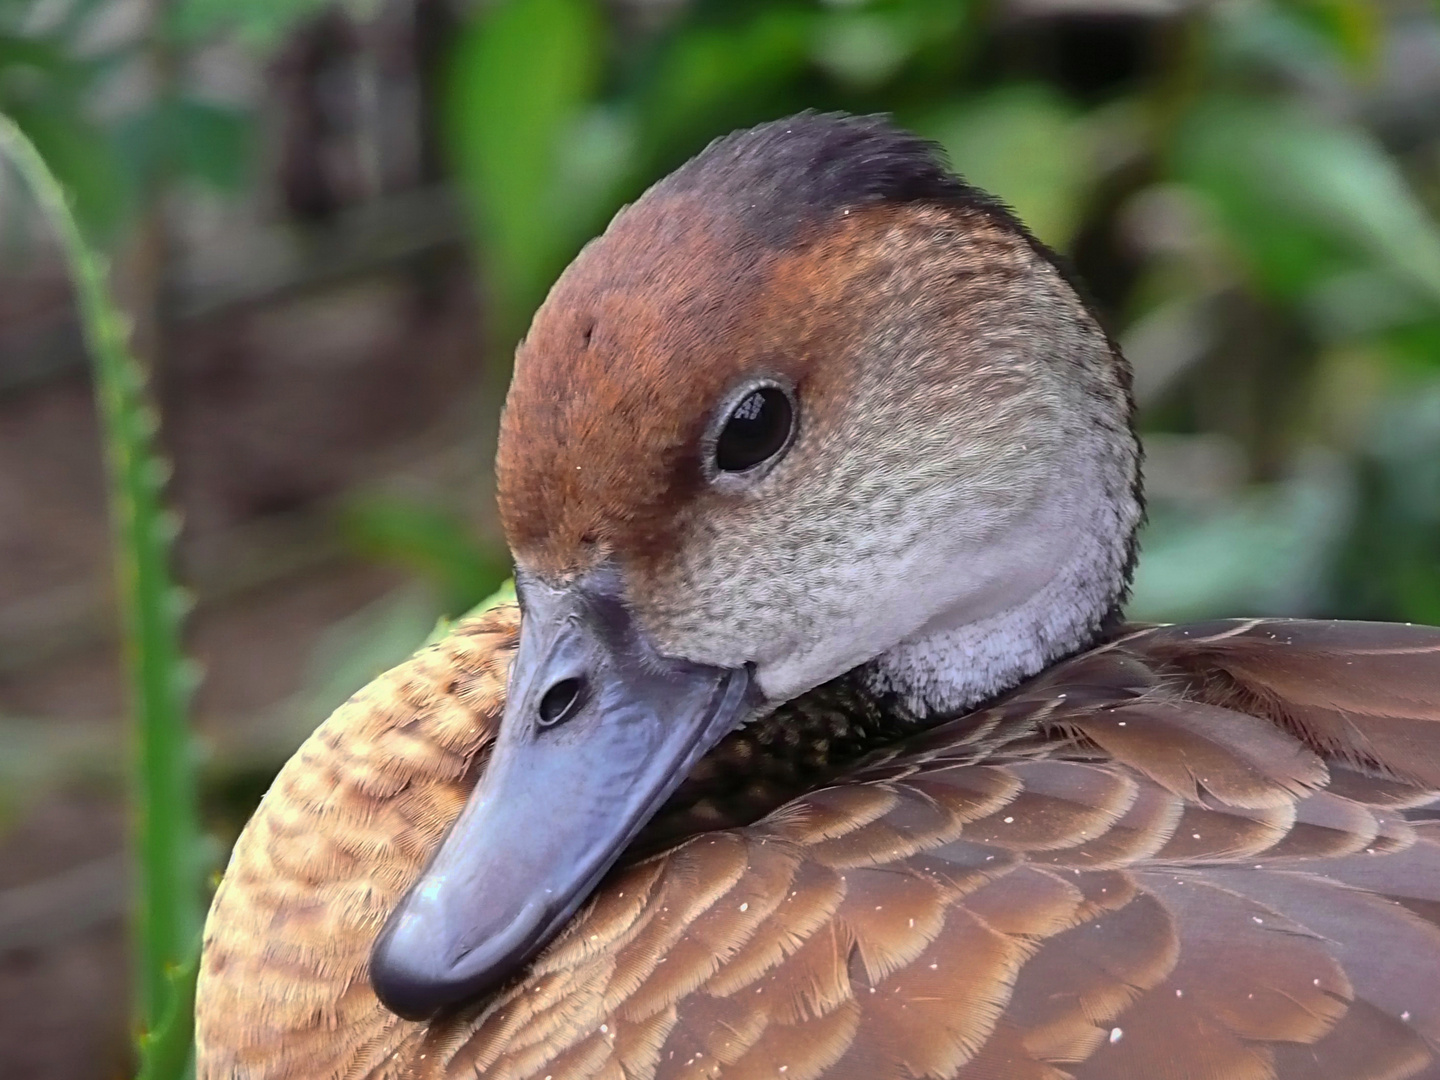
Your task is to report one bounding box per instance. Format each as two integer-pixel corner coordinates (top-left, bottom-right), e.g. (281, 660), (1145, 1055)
(370, 113), (1142, 1021)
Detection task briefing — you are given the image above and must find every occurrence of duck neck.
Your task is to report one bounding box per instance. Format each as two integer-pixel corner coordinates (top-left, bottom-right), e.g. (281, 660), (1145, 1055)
(858, 488), (1139, 725)
(642, 439), (1141, 849)
(641, 514), (1137, 852)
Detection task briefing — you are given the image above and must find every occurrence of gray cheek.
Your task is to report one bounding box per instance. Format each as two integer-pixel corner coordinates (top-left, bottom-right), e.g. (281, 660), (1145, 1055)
(631, 367), (1058, 674)
(637, 459), (926, 671)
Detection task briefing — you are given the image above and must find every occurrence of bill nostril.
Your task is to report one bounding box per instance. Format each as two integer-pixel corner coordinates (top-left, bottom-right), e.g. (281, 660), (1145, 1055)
(537, 677), (585, 728)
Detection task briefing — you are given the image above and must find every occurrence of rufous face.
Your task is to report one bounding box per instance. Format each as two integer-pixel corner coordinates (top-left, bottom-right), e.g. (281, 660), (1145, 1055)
(498, 191), (1131, 703)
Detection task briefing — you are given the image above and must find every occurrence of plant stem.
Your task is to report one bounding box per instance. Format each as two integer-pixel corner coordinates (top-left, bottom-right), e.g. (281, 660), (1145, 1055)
(0, 113), (201, 1075)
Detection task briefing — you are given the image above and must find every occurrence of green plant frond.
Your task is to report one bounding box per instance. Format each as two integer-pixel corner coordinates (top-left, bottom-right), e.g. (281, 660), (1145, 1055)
(0, 113), (203, 1080)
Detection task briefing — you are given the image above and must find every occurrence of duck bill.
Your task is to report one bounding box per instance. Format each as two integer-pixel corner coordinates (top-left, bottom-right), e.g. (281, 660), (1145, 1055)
(369, 569), (758, 1021)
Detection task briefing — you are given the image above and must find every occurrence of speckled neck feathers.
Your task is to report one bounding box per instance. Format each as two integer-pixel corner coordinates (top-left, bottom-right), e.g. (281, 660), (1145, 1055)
(859, 438), (1139, 719)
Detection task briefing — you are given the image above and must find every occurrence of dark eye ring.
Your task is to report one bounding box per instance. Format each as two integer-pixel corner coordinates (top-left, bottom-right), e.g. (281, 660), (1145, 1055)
(711, 382), (797, 477)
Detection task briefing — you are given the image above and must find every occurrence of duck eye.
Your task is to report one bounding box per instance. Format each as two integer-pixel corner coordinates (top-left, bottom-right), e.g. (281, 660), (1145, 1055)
(714, 386), (794, 474)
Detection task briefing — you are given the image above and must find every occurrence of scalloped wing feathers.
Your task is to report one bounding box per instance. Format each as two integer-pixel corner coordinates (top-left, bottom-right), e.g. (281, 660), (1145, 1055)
(197, 612), (1440, 1080)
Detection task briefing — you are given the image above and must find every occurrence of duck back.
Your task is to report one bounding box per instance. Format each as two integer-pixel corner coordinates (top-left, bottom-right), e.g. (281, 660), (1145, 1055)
(196, 608), (1440, 1080)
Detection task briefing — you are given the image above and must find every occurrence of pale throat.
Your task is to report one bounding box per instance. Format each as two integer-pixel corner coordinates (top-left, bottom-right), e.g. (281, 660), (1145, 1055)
(857, 475), (1138, 722)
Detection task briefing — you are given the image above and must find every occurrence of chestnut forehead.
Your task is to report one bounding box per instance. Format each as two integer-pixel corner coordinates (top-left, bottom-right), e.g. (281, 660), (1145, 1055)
(494, 196), (968, 578)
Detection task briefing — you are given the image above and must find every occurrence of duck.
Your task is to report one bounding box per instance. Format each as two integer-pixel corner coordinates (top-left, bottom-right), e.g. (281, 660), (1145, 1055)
(195, 112), (1440, 1080)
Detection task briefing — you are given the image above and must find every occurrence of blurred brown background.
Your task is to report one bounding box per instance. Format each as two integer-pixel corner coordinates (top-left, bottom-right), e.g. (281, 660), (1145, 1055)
(3, 0), (1440, 1076)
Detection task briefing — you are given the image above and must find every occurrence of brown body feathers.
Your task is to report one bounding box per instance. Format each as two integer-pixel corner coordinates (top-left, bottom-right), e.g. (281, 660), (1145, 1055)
(198, 607), (1440, 1080)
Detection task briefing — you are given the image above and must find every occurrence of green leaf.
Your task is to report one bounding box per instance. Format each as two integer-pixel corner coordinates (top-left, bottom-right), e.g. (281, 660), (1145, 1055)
(1382, 317), (1440, 376)
(1213, 0), (1372, 83)
(1293, 0), (1380, 73)
(169, 0), (377, 48)
(293, 587), (445, 723)
(112, 97), (253, 193)
(470, 577), (517, 616)
(1175, 98), (1440, 307)
(170, 99), (252, 191)
(341, 495), (510, 617)
(810, 0), (973, 90)
(2, 103), (129, 239)
(1329, 384), (1440, 623)
(444, 0), (605, 334)
(915, 85), (1093, 250)
(635, 4), (816, 170)
(811, 10), (911, 89)
(0, 32), (69, 71)
(427, 578), (518, 646)
(1129, 472), (1351, 621)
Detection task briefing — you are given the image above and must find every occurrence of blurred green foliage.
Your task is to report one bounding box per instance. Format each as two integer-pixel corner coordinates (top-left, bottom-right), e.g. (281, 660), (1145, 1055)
(6, 1), (1440, 1073)
(0, 0), (124, 233)
(343, 494), (512, 615)
(167, 0), (1440, 642)
(0, 115), (201, 1079)
(6, 0), (1438, 638)
(435, 0), (1440, 626)
(0, 0), (252, 240)
(173, 0), (376, 46)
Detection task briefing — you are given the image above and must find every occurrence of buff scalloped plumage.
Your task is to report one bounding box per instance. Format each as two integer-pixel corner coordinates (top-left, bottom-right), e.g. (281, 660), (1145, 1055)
(197, 113), (1440, 1080)
(199, 610), (1440, 1080)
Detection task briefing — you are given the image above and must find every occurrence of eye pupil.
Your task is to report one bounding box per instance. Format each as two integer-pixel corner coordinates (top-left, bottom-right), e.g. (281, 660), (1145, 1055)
(734, 393), (765, 422)
(715, 387), (794, 473)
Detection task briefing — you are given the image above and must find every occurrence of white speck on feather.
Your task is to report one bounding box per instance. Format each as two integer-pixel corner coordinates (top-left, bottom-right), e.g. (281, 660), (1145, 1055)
(1109, 1028), (1124, 1044)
